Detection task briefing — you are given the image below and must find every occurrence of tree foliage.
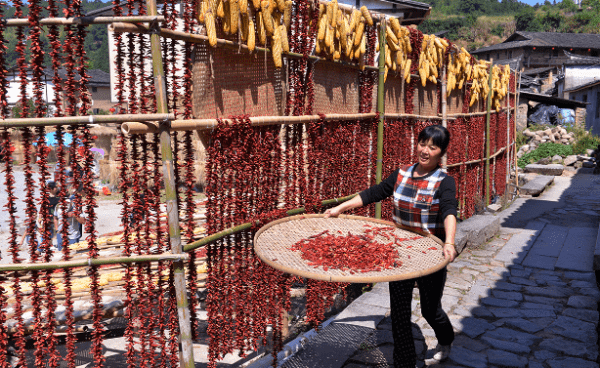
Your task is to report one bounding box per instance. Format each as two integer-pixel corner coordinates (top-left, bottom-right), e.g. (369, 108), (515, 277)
(1, 0), (111, 73)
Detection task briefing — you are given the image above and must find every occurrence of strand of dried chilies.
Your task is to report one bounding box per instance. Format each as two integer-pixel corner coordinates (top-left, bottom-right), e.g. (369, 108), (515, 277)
(3, 131), (25, 365)
(117, 131), (138, 368)
(136, 135), (152, 365)
(0, 8), (9, 364)
(151, 133), (170, 367)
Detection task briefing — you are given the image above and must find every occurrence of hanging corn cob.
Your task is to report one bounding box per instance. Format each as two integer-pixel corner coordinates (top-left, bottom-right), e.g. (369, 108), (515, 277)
(379, 16), (420, 84)
(314, 0), (373, 65)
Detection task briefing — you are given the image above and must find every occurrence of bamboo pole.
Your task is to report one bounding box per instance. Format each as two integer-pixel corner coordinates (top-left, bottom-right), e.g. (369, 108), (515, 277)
(446, 145), (508, 168)
(122, 113), (378, 134)
(506, 69), (512, 191)
(5, 15), (164, 27)
(0, 113), (173, 128)
(183, 193), (358, 252)
(0, 253), (188, 272)
(144, 0), (194, 364)
(446, 106), (510, 118)
(515, 71), (521, 191)
(383, 113), (447, 120)
(441, 64), (448, 168)
(375, 19), (386, 220)
(110, 23), (379, 72)
(484, 59), (494, 207)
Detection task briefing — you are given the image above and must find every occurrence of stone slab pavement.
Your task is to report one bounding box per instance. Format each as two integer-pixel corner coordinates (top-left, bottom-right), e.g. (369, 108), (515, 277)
(265, 169), (600, 368)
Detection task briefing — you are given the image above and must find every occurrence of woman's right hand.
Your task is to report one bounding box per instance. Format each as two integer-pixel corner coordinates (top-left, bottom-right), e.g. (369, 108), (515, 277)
(324, 205), (344, 218)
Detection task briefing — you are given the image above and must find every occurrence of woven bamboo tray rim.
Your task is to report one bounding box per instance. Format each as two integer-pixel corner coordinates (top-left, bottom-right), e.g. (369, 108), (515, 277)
(254, 214), (449, 283)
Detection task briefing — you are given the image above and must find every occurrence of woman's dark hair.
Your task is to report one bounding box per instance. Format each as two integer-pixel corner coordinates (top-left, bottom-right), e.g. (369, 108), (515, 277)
(417, 125), (450, 154)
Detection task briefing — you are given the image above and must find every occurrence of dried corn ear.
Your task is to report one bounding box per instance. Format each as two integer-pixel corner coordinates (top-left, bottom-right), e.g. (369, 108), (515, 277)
(205, 12), (218, 47)
(272, 26), (283, 67)
(283, 0), (292, 29)
(360, 6), (373, 26)
(279, 25), (289, 52)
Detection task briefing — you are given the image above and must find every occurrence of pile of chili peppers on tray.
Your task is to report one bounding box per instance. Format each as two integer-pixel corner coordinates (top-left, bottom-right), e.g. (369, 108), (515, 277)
(291, 227), (422, 273)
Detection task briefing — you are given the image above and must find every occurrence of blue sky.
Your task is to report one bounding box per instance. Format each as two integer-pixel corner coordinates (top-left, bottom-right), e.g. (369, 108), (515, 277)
(520, 0), (541, 5)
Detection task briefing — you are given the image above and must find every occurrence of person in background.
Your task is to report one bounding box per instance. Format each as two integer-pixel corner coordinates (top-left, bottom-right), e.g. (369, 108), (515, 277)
(54, 183), (86, 251)
(325, 125), (457, 368)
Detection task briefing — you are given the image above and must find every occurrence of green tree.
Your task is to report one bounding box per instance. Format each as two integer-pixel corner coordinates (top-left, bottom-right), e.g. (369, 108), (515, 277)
(558, 0), (578, 12)
(515, 8), (543, 31)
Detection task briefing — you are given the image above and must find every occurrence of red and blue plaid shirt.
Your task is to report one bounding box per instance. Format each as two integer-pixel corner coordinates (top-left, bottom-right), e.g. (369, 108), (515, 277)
(393, 164), (447, 239)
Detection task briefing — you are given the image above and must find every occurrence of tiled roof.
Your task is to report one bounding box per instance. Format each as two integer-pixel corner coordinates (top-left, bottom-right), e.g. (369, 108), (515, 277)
(42, 67), (110, 87)
(564, 79), (600, 93)
(472, 32), (600, 54)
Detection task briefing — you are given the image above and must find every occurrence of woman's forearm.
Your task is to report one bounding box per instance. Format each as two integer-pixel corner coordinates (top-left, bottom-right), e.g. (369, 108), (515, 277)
(444, 215), (456, 244)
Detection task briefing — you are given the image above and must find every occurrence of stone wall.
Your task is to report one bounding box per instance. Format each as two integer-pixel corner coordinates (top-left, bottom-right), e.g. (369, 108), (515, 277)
(517, 103), (528, 131)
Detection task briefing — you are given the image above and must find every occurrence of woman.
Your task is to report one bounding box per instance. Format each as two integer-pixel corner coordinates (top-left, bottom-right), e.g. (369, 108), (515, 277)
(325, 125), (457, 368)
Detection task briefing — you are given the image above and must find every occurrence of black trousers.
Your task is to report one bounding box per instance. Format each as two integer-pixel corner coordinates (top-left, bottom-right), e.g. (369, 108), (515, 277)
(389, 267), (454, 368)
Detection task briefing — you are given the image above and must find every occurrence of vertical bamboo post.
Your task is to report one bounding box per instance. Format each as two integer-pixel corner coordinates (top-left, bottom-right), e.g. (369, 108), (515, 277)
(441, 64), (447, 168)
(506, 69), (511, 190)
(375, 18), (386, 220)
(485, 60), (494, 207)
(515, 70), (521, 191)
(145, 0), (195, 366)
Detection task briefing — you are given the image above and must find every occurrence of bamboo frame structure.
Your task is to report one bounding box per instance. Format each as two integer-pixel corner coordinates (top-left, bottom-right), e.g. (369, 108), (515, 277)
(0, 253), (188, 272)
(145, 0), (195, 364)
(375, 20), (386, 220)
(0, 113), (173, 128)
(110, 23), (379, 72)
(183, 194), (358, 252)
(5, 15), (164, 26)
(484, 59), (494, 207)
(121, 113), (378, 134)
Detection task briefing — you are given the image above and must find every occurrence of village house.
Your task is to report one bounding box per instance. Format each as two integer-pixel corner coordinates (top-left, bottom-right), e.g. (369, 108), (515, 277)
(472, 31), (600, 71)
(6, 67), (112, 116)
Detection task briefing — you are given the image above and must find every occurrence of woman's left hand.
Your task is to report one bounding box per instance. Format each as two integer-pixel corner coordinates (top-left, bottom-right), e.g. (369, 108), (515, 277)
(443, 243), (457, 262)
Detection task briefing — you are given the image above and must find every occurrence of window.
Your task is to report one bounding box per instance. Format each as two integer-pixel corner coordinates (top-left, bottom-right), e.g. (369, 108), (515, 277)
(583, 94), (587, 103)
(93, 108), (99, 114)
(509, 51), (513, 58)
(91, 87), (98, 93)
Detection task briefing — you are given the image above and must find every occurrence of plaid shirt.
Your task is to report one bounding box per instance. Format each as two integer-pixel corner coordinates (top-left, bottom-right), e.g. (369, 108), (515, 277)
(393, 164), (447, 239)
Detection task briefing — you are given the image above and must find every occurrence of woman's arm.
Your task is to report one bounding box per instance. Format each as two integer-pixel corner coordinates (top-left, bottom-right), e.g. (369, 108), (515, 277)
(324, 195), (364, 217)
(443, 214), (457, 262)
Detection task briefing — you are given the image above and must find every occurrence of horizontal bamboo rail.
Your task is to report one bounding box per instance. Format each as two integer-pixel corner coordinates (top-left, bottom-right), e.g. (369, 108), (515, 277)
(5, 15), (164, 27)
(122, 113), (378, 134)
(0, 113), (173, 128)
(446, 145), (508, 168)
(447, 106), (510, 118)
(0, 253), (188, 272)
(109, 23), (379, 72)
(183, 193), (358, 252)
(384, 113), (454, 121)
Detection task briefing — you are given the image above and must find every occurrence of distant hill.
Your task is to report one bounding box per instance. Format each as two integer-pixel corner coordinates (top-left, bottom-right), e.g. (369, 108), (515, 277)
(1, 0), (111, 73)
(420, 0), (600, 52)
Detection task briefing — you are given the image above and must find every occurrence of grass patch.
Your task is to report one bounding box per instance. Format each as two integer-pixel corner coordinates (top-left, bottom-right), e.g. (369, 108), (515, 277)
(517, 142), (573, 168)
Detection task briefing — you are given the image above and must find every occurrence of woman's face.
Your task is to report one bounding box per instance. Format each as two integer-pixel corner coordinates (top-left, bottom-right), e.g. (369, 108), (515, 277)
(416, 138), (443, 169)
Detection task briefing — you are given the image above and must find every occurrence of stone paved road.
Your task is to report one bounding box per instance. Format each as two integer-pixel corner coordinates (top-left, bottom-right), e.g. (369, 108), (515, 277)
(278, 170), (600, 368)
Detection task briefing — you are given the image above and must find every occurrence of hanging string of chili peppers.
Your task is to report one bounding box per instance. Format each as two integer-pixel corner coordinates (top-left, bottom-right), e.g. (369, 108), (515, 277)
(205, 117), (292, 367)
(117, 131), (138, 368)
(447, 117), (466, 218)
(404, 28), (423, 114)
(358, 25), (377, 113)
(0, 10), (9, 364)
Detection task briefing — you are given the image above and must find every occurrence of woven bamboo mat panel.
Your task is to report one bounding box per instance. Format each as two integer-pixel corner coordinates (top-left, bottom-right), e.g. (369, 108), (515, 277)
(312, 62), (361, 114)
(447, 88), (465, 115)
(413, 82), (440, 117)
(254, 214), (448, 283)
(383, 75), (405, 115)
(192, 44), (285, 119)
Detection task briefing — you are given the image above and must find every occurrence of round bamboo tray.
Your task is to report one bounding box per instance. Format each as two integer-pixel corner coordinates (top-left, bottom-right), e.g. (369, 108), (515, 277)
(254, 214), (450, 283)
